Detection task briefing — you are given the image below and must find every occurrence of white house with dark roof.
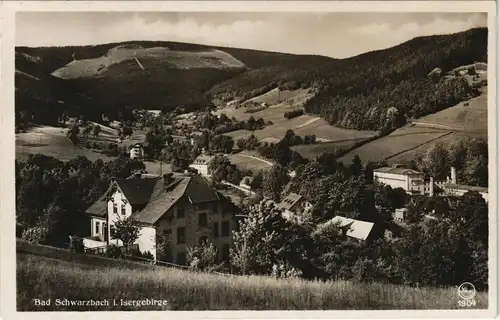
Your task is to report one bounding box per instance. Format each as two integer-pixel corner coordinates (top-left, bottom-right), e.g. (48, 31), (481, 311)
(85, 172), (239, 264)
(189, 155), (214, 176)
(317, 216), (375, 241)
(129, 143), (145, 160)
(277, 192), (313, 222)
(373, 165), (425, 194)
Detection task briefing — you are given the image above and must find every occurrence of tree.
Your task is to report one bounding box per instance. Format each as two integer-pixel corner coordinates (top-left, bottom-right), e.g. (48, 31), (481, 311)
(156, 230), (173, 262)
(67, 124), (80, 143)
(419, 143), (450, 179)
(230, 201), (289, 275)
(262, 164), (289, 202)
(186, 241), (220, 271)
(350, 155), (363, 177)
(110, 216), (142, 248)
(93, 124), (101, 138)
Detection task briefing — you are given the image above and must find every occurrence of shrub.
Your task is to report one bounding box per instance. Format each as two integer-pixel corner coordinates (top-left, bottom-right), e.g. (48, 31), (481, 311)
(68, 236), (85, 253)
(21, 227), (50, 244)
(284, 109), (304, 119)
(106, 245), (123, 259)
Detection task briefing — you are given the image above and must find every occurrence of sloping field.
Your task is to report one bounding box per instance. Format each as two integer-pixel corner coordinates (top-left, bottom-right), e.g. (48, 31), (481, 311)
(339, 126), (452, 164)
(291, 138), (368, 160)
(228, 153), (274, 171)
(221, 110), (375, 143)
(387, 131), (486, 165)
(413, 88), (488, 133)
(17, 240), (486, 311)
(16, 126), (115, 162)
(16, 125), (166, 174)
(243, 88), (315, 107)
(52, 46), (245, 79)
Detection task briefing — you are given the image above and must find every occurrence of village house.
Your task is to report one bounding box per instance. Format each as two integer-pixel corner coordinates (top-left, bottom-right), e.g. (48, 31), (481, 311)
(443, 184), (488, 202)
(277, 192), (313, 221)
(129, 143), (145, 160)
(189, 155), (214, 176)
(84, 172), (239, 264)
(373, 165), (425, 194)
(316, 216), (375, 242)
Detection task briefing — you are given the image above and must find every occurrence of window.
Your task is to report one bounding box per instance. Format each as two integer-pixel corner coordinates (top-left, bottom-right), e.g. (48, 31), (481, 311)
(221, 221), (230, 237)
(221, 244), (230, 261)
(199, 213), (208, 227)
(199, 236), (208, 245)
(177, 208), (185, 219)
(212, 203), (219, 214)
(103, 222), (107, 235)
(95, 221), (100, 235)
(213, 222), (219, 238)
(110, 225), (116, 237)
(198, 203), (208, 211)
(121, 205), (126, 216)
(176, 252), (186, 265)
(113, 203), (118, 214)
(177, 227), (185, 244)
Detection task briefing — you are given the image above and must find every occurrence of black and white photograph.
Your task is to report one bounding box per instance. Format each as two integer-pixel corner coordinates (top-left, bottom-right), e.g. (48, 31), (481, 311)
(0, 1), (497, 317)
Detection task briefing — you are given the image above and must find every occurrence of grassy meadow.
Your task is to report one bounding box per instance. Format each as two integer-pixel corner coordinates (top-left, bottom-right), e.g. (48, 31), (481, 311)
(17, 240), (488, 311)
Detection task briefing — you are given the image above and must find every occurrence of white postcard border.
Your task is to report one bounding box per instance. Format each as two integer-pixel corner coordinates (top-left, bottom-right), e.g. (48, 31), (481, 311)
(0, 1), (497, 319)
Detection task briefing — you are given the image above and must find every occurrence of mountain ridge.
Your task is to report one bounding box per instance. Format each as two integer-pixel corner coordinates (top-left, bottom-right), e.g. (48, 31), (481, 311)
(15, 27), (487, 133)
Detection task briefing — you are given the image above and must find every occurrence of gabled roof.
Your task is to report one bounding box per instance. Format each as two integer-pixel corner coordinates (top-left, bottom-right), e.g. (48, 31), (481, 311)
(85, 193), (108, 217)
(373, 167), (422, 176)
(131, 174), (220, 224)
(192, 155), (214, 165)
(115, 178), (158, 204)
(278, 192), (305, 211)
(86, 172), (221, 225)
(319, 216), (375, 241)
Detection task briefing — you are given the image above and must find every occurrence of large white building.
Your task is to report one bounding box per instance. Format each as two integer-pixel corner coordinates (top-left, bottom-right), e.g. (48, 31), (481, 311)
(373, 165), (425, 194)
(189, 155), (214, 176)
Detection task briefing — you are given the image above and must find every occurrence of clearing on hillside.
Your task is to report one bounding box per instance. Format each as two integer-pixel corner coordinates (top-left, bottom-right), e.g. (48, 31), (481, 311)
(52, 46), (246, 79)
(16, 125), (168, 174)
(339, 126), (452, 164)
(228, 153), (274, 171)
(17, 240), (487, 311)
(412, 87), (488, 134)
(242, 87), (316, 107)
(387, 131), (486, 165)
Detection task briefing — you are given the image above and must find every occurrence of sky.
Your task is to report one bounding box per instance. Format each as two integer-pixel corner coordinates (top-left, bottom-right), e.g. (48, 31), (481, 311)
(16, 12), (487, 58)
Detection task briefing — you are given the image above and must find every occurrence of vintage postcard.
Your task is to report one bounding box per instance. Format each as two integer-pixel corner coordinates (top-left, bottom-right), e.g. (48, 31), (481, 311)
(0, 1), (497, 319)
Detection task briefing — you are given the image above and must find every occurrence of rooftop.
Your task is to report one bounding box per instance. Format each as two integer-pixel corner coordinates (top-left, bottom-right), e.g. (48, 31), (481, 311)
(192, 155), (214, 165)
(278, 192), (304, 211)
(318, 216), (375, 241)
(373, 166), (423, 176)
(444, 183), (488, 193)
(86, 173), (220, 224)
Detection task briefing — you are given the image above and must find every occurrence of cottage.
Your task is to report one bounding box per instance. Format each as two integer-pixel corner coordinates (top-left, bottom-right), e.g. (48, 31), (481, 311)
(393, 208), (408, 222)
(373, 165), (425, 194)
(317, 216), (375, 241)
(189, 155), (214, 176)
(277, 192), (313, 221)
(85, 172), (238, 264)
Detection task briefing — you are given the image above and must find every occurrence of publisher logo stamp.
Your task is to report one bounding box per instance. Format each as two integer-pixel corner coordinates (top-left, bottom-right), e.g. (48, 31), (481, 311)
(458, 282), (476, 307)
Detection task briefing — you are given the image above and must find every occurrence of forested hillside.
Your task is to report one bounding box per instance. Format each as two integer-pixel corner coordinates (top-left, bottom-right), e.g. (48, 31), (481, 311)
(15, 28), (487, 132)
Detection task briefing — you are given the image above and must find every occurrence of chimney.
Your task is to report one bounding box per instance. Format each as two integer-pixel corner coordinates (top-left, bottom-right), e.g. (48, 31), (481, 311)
(429, 177), (434, 197)
(451, 166), (457, 184)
